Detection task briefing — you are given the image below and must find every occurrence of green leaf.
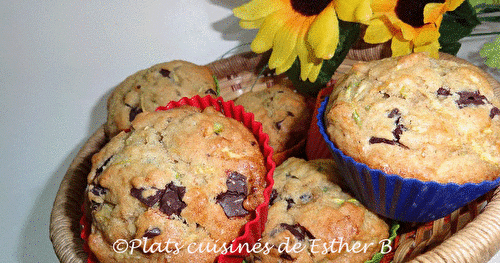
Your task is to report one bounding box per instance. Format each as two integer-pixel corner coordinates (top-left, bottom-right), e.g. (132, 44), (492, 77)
(438, 0), (481, 55)
(480, 35), (500, 69)
(285, 20), (361, 97)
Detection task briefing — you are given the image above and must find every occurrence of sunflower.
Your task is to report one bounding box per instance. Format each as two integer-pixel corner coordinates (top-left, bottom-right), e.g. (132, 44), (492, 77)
(233, 0), (372, 82)
(363, 0), (465, 58)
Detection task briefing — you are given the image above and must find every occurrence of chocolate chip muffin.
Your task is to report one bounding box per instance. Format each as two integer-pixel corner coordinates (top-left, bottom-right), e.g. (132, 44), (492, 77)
(234, 85), (312, 165)
(105, 60), (217, 137)
(87, 105), (267, 262)
(247, 157), (389, 263)
(325, 52), (500, 184)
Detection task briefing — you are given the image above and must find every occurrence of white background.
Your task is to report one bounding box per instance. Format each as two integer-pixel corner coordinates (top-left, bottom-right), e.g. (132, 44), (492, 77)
(1, 1), (499, 262)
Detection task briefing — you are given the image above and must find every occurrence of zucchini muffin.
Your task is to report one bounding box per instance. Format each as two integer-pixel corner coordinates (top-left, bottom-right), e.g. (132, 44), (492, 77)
(86, 105), (267, 262)
(325, 52), (500, 184)
(105, 60), (217, 137)
(248, 157), (389, 263)
(234, 85), (312, 165)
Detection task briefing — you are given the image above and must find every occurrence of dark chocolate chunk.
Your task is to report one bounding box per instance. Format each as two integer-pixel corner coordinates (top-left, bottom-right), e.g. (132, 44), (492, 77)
(130, 187), (165, 207)
(369, 137), (409, 149)
(250, 141), (257, 146)
(437, 87), (451, 96)
(287, 111), (295, 117)
(380, 92), (390, 98)
(388, 108), (400, 118)
(299, 193), (312, 203)
(269, 189), (279, 206)
(136, 85), (141, 90)
(226, 171), (247, 195)
(286, 198), (295, 210)
(95, 157), (112, 178)
(159, 69), (171, 78)
(277, 90), (285, 94)
(393, 123), (406, 141)
(456, 91), (487, 108)
(90, 200), (102, 211)
(216, 193), (249, 217)
(280, 223), (315, 241)
(285, 172), (298, 179)
(159, 182), (187, 216)
(129, 106), (143, 122)
(491, 107), (500, 119)
(216, 171), (249, 217)
(143, 227), (162, 239)
(279, 252), (294, 261)
(205, 88), (217, 96)
(90, 185), (108, 196)
(275, 119), (285, 130)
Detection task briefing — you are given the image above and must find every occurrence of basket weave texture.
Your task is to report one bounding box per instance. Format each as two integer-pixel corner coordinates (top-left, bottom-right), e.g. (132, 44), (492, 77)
(50, 50), (500, 263)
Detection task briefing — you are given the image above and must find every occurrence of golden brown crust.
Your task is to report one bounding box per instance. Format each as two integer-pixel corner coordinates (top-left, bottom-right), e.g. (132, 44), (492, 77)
(325, 53), (500, 184)
(87, 106), (266, 262)
(105, 60), (216, 138)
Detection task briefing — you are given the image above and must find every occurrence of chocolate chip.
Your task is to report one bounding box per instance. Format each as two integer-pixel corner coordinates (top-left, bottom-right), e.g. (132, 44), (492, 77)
(226, 171), (247, 195)
(159, 182), (187, 216)
(285, 173), (298, 179)
(130, 187), (165, 207)
(280, 223), (315, 241)
(277, 90), (285, 93)
(388, 108), (400, 118)
(216, 172), (249, 218)
(279, 252), (294, 261)
(90, 185), (108, 196)
(143, 227), (162, 239)
(286, 198), (295, 210)
(159, 69), (171, 78)
(437, 87), (451, 96)
(299, 194), (312, 203)
(205, 88), (217, 96)
(393, 123), (406, 141)
(369, 137), (409, 149)
(90, 200), (102, 211)
(380, 92), (390, 98)
(136, 85), (141, 90)
(250, 141), (257, 146)
(275, 119), (285, 130)
(491, 107), (500, 119)
(95, 157), (112, 178)
(216, 194), (249, 217)
(269, 189), (279, 206)
(287, 111), (295, 117)
(456, 91), (487, 108)
(129, 106), (143, 122)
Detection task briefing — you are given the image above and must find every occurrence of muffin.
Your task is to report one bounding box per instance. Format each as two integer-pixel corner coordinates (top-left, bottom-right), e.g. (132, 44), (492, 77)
(86, 101), (270, 262)
(105, 60), (217, 137)
(234, 85), (312, 165)
(320, 52), (500, 222)
(247, 157), (390, 263)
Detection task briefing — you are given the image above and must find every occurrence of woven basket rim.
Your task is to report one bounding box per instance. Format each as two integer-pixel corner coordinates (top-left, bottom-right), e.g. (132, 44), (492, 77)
(49, 51), (500, 263)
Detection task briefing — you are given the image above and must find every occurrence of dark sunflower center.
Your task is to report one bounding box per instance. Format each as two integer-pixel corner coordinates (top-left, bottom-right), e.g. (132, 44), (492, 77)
(395, 0), (445, 28)
(291, 0), (333, 16)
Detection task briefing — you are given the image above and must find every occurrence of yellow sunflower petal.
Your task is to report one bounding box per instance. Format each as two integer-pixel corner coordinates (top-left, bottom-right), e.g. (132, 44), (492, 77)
(307, 60), (323, 82)
(364, 18), (394, 44)
(275, 47), (298, 75)
(268, 14), (301, 69)
(414, 40), (440, 58)
(447, 0), (465, 11)
(334, 0), (372, 23)
(296, 18), (315, 80)
(239, 17), (265, 29)
(413, 24), (440, 46)
(391, 34), (412, 57)
(423, 3), (445, 24)
(307, 4), (339, 59)
(371, 0), (398, 12)
(251, 10), (290, 53)
(233, 0), (283, 21)
(386, 14), (417, 40)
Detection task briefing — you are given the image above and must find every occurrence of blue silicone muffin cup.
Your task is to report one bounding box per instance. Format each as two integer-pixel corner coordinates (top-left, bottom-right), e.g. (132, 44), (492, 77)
(318, 96), (500, 222)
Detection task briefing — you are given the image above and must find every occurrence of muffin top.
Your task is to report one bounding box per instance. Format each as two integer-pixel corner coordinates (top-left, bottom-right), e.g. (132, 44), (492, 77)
(325, 52), (500, 184)
(105, 60), (217, 137)
(234, 85), (312, 155)
(87, 106), (266, 262)
(248, 157), (389, 263)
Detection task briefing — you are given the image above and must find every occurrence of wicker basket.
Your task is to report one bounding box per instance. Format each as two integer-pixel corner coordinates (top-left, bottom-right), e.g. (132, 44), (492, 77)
(50, 51), (500, 263)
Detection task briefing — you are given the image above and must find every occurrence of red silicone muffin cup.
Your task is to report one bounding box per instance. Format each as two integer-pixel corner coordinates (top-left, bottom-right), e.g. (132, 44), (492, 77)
(81, 95), (276, 263)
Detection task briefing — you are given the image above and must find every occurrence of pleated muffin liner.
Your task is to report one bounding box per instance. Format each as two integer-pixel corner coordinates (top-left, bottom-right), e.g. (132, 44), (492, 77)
(317, 96), (500, 223)
(80, 95), (276, 263)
